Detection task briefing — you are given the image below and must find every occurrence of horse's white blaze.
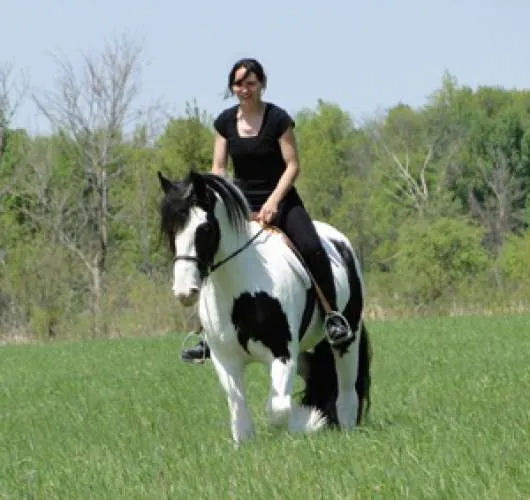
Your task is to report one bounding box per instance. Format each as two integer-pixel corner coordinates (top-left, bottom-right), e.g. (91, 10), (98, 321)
(171, 208), (207, 300)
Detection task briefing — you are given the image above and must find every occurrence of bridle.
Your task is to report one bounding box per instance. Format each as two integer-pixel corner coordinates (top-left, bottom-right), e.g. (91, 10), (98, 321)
(173, 226), (265, 279)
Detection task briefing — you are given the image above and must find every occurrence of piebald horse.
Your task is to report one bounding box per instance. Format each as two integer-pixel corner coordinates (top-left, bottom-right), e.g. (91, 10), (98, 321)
(159, 171), (371, 445)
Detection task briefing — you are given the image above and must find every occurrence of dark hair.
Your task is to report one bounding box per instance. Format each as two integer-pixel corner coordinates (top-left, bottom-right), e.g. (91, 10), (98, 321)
(225, 58), (267, 98)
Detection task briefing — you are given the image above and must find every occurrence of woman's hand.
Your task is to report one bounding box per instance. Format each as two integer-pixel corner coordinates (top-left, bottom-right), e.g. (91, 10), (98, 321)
(257, 198), (279, 224)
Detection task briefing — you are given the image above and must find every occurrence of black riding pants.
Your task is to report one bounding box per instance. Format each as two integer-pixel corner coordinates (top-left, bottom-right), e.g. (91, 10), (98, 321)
(247, 187), (338, 312)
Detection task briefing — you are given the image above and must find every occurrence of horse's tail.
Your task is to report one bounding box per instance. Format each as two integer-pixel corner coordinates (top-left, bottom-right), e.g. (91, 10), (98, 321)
(299, 340), (339, 427)
(355, 321), (372, 424)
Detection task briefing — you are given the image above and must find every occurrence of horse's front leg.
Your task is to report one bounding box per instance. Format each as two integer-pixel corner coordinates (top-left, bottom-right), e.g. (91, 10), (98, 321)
(266, 353), (297, 429)
(210, 350), (255, 445)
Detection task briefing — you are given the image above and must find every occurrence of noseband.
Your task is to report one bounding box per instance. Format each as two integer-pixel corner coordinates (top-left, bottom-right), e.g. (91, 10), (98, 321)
(173, 227), (265, 279)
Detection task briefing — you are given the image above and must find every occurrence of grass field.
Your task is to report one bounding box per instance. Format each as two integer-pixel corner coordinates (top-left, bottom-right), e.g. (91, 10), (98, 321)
(1, 314), (529, 499)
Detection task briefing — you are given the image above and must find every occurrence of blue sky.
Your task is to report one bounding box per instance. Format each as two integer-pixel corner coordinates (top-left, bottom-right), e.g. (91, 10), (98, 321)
(2, 0), (529, 132)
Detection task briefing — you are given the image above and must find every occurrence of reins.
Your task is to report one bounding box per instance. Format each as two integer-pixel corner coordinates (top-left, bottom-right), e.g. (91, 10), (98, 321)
(173, 226), (265, 277)
(209, 226), (265, 272)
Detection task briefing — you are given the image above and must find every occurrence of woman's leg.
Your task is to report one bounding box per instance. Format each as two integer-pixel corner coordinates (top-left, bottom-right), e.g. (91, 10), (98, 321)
(276, 201), (352, 345)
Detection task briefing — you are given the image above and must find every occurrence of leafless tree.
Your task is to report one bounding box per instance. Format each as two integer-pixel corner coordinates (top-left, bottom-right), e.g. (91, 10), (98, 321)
(368, 123), (461, 217)
(0, 62), (28, 125)
(469, 149), (526, 255)
(33, 37), (145, 336)
(0, 62), (29, 198)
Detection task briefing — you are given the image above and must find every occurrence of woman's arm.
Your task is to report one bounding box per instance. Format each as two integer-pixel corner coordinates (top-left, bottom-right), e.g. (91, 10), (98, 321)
(271, 126), (300, 203)
(258, 127), (300, 223)
(211, 132), (228, 177)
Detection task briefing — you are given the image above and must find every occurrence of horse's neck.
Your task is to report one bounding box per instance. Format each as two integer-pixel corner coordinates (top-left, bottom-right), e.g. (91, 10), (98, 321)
(215, 218), (257, 264)
(202, 220), (256, 301)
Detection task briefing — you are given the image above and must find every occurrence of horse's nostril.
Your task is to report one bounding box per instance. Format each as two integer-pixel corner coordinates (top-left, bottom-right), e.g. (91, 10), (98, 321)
(176, 287), (200, 307)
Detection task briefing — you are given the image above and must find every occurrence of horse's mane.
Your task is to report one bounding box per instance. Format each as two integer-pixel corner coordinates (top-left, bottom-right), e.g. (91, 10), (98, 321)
(201, 173), (250, 233)
(159, 172), (251, 254)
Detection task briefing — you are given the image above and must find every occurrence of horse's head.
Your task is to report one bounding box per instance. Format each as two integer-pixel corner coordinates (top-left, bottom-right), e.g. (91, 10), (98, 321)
(158, 171), (221, 306)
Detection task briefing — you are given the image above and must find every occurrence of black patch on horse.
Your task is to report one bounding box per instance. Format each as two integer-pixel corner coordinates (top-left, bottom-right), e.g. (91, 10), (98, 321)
(231, 291), (292, 362)
(195, 213), (220, 271)
(330, 239), (363, 356)
(298, 287), (316, 341)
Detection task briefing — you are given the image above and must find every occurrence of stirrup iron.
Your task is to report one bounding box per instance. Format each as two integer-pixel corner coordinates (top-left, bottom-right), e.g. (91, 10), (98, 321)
(324, 311), (354, 346)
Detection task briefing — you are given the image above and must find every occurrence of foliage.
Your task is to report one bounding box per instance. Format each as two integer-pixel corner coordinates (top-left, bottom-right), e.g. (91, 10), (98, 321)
(497, 230), (530, 285)
(296, 100), (361, 220)
(156, 100), (213, 177)
(394, 217), (489, 304)
(1, 46), (530, 339)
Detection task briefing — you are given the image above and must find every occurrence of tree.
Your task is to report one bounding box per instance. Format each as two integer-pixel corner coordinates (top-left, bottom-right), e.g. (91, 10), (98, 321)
(367, 101), (463, 218)
(395, 217), (489, 305)
(430, 83), (530, 243)
(32, 37), (147, 336)
(295, 100), (360, 221)
(0, 62), (28, 199)
(156, 100), (213, 177)
(497, 230), (530, 288)
(468, 149), (526, 254)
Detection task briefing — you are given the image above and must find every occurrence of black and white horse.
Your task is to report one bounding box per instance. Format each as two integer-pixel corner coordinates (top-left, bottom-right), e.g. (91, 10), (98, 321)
(158, 171), (371, 445)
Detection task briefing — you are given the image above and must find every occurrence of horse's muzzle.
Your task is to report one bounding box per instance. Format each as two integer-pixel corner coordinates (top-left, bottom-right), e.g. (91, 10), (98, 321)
(175, 288), (199, 306)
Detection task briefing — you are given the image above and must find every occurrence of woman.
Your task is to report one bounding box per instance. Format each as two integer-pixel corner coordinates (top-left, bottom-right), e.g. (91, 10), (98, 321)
(181, 58), (351, 363)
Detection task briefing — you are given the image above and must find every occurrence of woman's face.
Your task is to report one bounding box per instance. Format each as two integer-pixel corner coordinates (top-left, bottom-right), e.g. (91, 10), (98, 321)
(231, 67), (263, 104)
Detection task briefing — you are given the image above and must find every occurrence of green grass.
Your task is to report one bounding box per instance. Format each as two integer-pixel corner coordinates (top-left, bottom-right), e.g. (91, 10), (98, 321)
(1, 314), (529, 499)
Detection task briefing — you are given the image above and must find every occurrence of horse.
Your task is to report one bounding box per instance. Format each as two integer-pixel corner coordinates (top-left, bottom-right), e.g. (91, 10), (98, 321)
(158, 170), (372, 445)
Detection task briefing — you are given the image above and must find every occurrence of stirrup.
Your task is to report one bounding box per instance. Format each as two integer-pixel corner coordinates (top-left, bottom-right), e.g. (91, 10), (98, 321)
(324, 311), (354, 346)
(180, 330), (209, 365)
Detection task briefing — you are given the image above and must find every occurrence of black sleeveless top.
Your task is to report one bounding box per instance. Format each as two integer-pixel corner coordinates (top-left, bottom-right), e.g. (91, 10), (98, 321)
(213, 102), (298, 210)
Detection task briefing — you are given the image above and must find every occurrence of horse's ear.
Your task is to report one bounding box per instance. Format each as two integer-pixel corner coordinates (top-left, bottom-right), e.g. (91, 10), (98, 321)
(189, 170), (207, 202)
(158, 171), (174, 194)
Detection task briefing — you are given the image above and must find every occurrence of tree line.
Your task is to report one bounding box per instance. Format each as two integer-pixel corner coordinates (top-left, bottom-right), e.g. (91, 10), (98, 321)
(1, 39), (528, 340)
